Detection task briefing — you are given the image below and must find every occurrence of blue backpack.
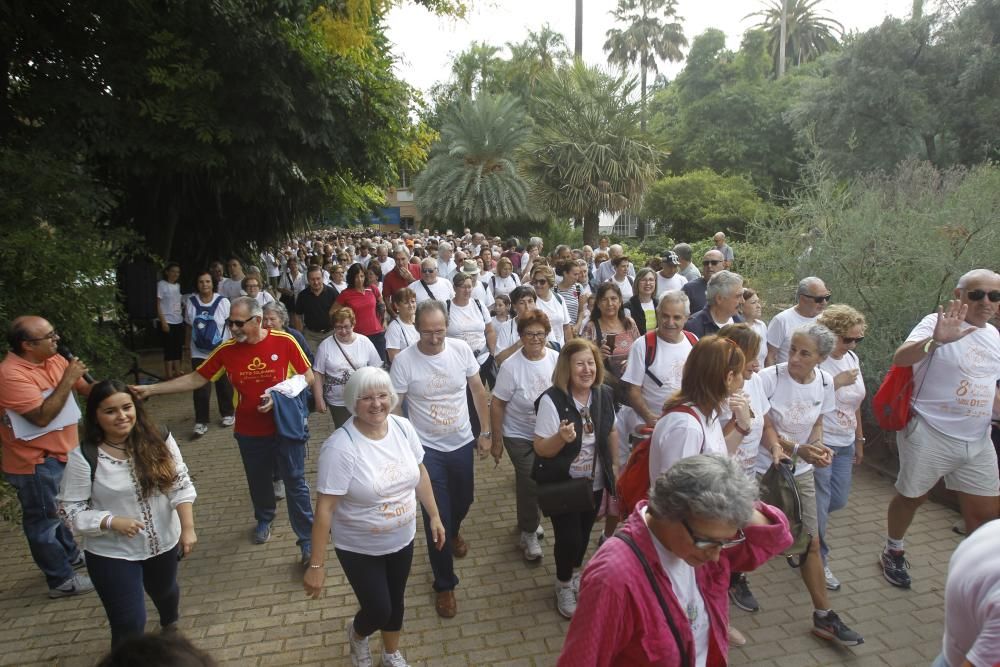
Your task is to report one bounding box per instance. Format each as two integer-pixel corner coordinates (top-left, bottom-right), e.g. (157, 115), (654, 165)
(190, 295), (223, 351)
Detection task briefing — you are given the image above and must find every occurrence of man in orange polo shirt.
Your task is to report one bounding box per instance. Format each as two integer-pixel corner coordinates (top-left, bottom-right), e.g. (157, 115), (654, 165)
(0, 316), (94, 598)
(133, 297), (315, 565)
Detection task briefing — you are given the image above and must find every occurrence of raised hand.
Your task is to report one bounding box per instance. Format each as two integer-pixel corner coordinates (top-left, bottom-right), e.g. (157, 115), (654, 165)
(933, 300), (977, 345)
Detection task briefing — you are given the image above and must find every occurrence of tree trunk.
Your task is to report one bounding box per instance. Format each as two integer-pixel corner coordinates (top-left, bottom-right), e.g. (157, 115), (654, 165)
(583, 209), (600, 247)
(640, 53), (648, 133)
(778, 0), (787, 78)
(575, 0), (583, 61)
(923, 133), (937, 163)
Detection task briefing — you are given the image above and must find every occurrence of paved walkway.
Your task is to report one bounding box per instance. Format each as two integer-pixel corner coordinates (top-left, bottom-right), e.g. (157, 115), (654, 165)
(0, 390), (960, 666)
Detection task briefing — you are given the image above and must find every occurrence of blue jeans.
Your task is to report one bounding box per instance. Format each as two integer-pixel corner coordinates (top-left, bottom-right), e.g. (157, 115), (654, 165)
(234, 433), (314, 551)
(86, 546), (180, 649)
(813, 442), (856, 564)
(5, 457), (81, 589)
(420, 441), (475, 592)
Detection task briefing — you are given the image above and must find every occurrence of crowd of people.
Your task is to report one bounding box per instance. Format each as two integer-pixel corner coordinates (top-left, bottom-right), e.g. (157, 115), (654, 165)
(0, 226), (997, 667)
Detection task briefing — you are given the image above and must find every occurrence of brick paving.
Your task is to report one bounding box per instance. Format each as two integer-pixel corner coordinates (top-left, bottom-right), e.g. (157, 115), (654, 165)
(0, 389), (961, 666)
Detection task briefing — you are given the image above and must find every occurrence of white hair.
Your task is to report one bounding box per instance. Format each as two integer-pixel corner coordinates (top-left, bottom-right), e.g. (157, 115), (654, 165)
(647, 454), (757, 526)
(343, 367), (399, 416)
(707, 271), (743, 303)
(956, 269), (1000, 289)
(658, 290), (691, 316)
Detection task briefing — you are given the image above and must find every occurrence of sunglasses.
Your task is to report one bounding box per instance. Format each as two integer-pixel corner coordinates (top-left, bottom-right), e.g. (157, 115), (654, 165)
(966, 289), (1000, 303)
(802, 293), (832, 304)
(421, 268), (436, 274)
(841, 336), (865, 344)
(702, 260), (722, 267)
(580, 406), (594, 435)
(226, 316), (259, 328)
(681, 519), (746, 550)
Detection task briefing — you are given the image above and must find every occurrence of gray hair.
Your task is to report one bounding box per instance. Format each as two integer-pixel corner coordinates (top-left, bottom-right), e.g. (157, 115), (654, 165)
(957, 268), (1000, 289)
(262, 301), (290, 327)
(420, 257), (437, 270)
(647, 454), (757, 526)
(673, 243), (693, 262)
(792, 322), (836, 358)
(707, 270), (744, 303)
(342, 367), (400, 416)
(609, 243), (623, 257)
(438, 241), (453, 253)
(230, 296), (262, 318)
(393, 244), (410, 259)
(415, 299), (448, 328)
(797, 276), (825, 296)
(658, 289), (690, 316)
(529, 236), (543, 247)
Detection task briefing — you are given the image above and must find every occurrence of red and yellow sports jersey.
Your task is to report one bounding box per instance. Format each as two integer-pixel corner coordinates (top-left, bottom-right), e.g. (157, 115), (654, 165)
(196, 330), (310, 436)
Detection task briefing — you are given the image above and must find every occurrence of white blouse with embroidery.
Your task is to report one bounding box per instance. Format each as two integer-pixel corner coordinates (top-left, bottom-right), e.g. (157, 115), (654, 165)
(58, 434), (196, 561)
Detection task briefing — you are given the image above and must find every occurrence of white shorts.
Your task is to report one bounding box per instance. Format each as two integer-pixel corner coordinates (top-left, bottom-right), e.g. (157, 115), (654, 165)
(895, 414), (1000, 498)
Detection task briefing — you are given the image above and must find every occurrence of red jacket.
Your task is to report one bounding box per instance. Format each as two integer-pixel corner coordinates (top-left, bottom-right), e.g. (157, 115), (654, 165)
(559, 500), (792, 667)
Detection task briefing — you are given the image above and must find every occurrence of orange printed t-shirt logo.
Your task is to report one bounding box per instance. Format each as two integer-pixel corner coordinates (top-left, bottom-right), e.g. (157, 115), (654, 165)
(247, 357), (267, 371)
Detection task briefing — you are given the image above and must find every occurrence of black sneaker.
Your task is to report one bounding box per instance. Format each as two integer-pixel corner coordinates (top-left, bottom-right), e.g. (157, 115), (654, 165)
(729, 573), (760, 612)
(879, 549), (911, 589)
(812, 610), (864, 646)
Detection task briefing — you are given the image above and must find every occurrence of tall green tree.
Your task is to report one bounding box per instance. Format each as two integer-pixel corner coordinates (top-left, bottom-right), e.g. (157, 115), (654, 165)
(506, 24), (571, 97)
(522, 62), (664, 245)
(414, 94), (533, 229)
(603, 0), (687, 131)
(747, 0), (843, 75)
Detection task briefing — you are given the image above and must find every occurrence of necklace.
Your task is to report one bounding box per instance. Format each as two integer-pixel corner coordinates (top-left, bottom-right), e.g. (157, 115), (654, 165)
(104, 439), (128, 452)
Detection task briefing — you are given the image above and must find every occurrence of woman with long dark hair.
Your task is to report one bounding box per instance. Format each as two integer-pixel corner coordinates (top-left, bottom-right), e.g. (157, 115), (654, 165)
(336, 263), (388, 364)
(59, 380), (197, 649)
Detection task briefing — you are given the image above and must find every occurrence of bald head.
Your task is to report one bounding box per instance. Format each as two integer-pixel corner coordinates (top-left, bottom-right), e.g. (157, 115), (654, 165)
(7, 316), (58, 360)
(702, 250), (725, 278)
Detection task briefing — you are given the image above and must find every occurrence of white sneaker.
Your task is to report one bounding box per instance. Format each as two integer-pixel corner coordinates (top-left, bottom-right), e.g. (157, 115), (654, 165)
(221, 415), (235, 427)
(380, 651), (410, 667)
(346, 624), (372, 667)
(520, 531), (542, 561)
(273, 479), (286, 501)
(535, 524), (545, 539)
(824, 565), (842, 591)
(192, 423), (208, 437)
(555, 581), (577, 618)
(571, 571), (581, 596)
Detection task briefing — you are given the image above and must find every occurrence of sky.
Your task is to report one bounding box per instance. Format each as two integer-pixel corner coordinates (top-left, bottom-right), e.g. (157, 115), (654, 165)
(385, 0), (916, 94)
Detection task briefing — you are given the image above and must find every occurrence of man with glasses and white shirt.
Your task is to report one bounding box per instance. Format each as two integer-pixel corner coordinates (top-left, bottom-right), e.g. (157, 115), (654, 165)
(132, 297), (316, 566)
(764, 277), (831, 366)
(411, 258), (455, 303)
(880, 269), (1000, 590)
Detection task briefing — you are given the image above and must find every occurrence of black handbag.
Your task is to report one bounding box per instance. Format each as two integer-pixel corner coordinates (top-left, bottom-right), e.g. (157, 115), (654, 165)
(535, 445), (597, 517)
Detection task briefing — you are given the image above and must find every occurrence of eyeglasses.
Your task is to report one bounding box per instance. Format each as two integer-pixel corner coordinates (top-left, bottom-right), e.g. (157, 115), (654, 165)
(421, 268), (436, 274)
(226, 316), (259, 328)
(966, 289), (1000, 303)
(522, 331), (547, 340)
(841, 336), (865, 344)
(801, 293), (832, 304)
(702, 259), (722, 267)
(419, 329), (446, 338)
(333, 324), (353, 332)
(681, 519), (746, 550)
(580, 406), (594, 435)
(532, 279), (549, 286)
(26, 330), (59, 342)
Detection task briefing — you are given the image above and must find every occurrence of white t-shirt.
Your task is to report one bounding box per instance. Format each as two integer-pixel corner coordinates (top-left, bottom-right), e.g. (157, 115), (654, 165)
(314, 335), (382, 407)
(754, 363), (835, 476)
(535, 292), (570, 345)
(157, 280), (184, 324)
(906, 314), (1000, 440)
(488, 273), (520, 298)
(748, 319), (768, 369)
(390, 339), (479, 451)
(610, 275), (634, 301)
(184, 294), (231, 359)
(494, 317), (520, 355)
(765, 307), (816, 364)
(262, 252), (280, 278)
(718, 374), (771, 476)
(410, 279), (454, 303)
(621, 333), (694, 415)
(820, 353), (866, 447)
(493, 348), (558, 440)
(649, 405), (726, 485)
(472, 281), (495, 309)
(385, 319), (417, 352)
(254, 291), (275, 307)
(316, 416), (424, 556)
(942, 519), (1000, 667)
(534, 393), (606, 490)
(644, 507), (709, 667)
(656, 273), (688, 297)
(379, 257), (396, 275)
(219, 277), (245, 302)
(447, 299), (492, 364)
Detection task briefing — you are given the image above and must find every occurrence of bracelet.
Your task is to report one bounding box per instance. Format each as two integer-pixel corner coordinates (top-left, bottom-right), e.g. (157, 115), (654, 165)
(103, 515), (114, 531)
(792, 443), (801, 458)
(308, 564), (323, 569)
(855, 436), (866, 443)
(731, 419), (750, 436)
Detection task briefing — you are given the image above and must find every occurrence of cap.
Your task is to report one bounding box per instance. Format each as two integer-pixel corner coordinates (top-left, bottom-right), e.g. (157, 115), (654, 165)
(661, 251), (680, 266)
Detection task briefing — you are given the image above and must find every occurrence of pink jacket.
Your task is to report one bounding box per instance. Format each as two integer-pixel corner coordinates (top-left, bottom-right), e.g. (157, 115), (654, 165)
(558, 501), (793, 667)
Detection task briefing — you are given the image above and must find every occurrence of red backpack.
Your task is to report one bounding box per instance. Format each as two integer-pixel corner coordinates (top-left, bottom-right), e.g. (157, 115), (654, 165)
(617, 404), (703, 517)
(641, 329), (698, 388)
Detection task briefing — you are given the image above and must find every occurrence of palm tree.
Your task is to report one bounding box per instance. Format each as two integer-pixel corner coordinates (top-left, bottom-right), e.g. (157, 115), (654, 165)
(506, 24), (570, 97)
(604, 0), (688, 131)
(747, 0), (843, 76)
(451, 42), (502, 96)
(414, 93), (532, 228)
(522, 62), (664, 245)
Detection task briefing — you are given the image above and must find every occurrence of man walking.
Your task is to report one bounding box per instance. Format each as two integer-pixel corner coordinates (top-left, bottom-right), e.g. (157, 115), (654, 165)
(684, 271), (744, 338)
(765, 277), (831, 366)
(0, 317), (93, 597)
(880, 269), (1000, 589)
(681, 249), (724, 313)
(133, 297), (316, 565)
(294, 266), (339, 355)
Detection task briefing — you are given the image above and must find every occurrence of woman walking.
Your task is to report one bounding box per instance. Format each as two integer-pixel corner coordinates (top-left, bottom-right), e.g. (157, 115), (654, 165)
(59, 380), (197, 649)
(336, 264), (388, 364)
(157, 262), (185, 379)
(185, 270), (235, 438)
(313, 306), (382, 429)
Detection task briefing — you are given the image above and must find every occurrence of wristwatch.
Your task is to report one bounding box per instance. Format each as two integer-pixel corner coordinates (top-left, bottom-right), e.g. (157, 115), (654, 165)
(480, 431), (492, 438)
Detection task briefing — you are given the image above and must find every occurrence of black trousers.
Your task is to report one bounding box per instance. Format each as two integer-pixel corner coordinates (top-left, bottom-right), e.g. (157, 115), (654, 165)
(550, 490), (603, 582)
(335, 541), (414, 636)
